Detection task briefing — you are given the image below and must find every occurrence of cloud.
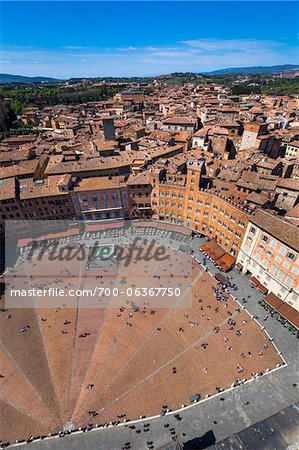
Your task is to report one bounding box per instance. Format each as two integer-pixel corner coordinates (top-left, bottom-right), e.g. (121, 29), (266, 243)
(118, 46), (137, 52)
(62, 46), (86, 50)
(181, 38), (280, 52)
(1, 38), (297, 78)
(148, 50), (192, 58)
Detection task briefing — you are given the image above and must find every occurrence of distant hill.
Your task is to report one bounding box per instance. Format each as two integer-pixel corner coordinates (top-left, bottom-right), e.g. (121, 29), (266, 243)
(206, 65), (299, 75)
(0, 73), (59, 83)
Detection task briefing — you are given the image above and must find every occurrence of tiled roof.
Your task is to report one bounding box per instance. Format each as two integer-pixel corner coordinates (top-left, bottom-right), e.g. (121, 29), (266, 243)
(251, 209), (299, 252)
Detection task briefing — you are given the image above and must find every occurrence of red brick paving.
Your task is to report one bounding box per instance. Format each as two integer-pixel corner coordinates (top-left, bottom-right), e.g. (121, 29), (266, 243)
(0, 303), (62, 425)
(0, 349), (57, 429)
(0, 248), (282, 444)
(0, 400), (56, 443)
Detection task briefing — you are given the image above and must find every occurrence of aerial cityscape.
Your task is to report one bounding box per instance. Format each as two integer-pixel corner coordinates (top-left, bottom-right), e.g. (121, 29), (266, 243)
(0, 1), (298, 450)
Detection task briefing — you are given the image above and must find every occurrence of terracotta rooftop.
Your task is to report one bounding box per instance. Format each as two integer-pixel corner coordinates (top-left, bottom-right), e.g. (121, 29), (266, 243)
(1, 135), (37, 145)
(287, 140), (299, 148)
(0, 160), (38, 180)
(163, 117), (197, 125)
(147, 130), (172, 141)
(275, 178), (299, 191)
(19, 175), (70, 200)
(45, 156), (132, 175)
(74, 175), (125, 192)
(173, 131), (192, 141)
(0, 178), (16, 201)
(246, 191), (272, 206)
(285, 203), (299, 225)
(127, 171), (150, 185)
(251, 209), (299, 252)
(255, 160), (280, 169)
(212, 127), (229, 136)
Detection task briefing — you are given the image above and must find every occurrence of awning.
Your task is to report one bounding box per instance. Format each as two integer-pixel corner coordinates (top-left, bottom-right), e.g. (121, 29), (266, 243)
(156, 222), (167, 231)
(164, 223), (191, 235)
(32, 235), (47, 242)
(200, 240), (221, 259)
(17, 237), (34, 248)
(215, 272), (229, 286)
(250, 276), (260, 287)
(258, 283), (268, 294)
(200, 240), (235, 271)
(212, 246), (226, 261)
(17, 228), (80, 247)
(85, 223), (107, 232)
(236, 262), (243, 271)
(133, 221), (156, 228)
(286, 309), (299, 330)
(278, 303), (293, 318)
(44, 228), (80, 240)
(264, 292), (284, 310)
(216, 253), (236, 272)
(250, 276), (268, 294)
(86, 220), (125, 232)
(264, 292), (299, 330)
(109, 220), (125, 229)
(200, 243), (208, 253)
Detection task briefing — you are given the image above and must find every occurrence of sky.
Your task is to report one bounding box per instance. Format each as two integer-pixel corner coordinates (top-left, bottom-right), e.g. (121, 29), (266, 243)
(0, 1), (298, 78)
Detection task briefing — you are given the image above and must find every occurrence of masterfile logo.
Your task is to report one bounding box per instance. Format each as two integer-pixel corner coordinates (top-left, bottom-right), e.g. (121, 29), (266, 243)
(4, 220), (193, 309)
